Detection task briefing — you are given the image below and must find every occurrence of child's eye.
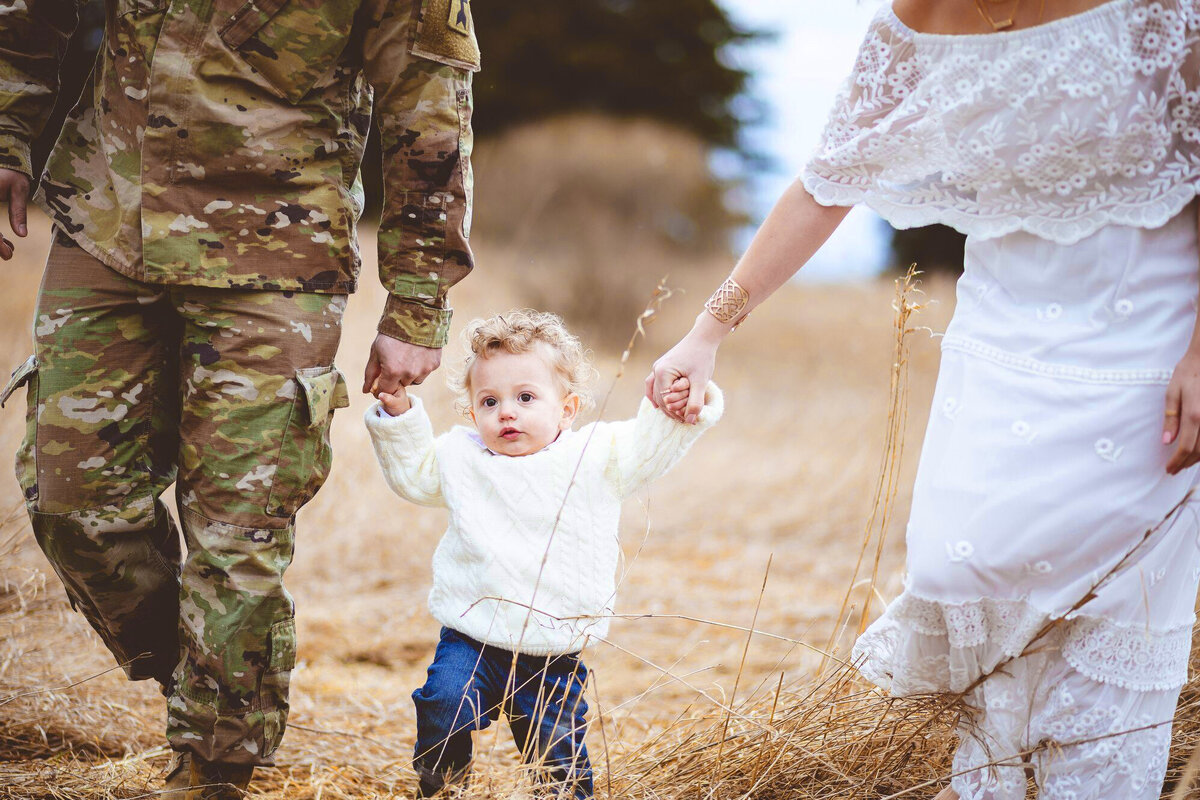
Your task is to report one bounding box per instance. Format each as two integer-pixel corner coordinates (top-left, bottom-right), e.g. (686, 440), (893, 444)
(482, 397), (497, 408)
(519, 392), (534, 403)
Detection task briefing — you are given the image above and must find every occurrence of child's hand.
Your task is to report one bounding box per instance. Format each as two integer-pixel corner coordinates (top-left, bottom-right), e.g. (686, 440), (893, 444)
(376, 383), (412, 416)
(658, 377), (691, 418)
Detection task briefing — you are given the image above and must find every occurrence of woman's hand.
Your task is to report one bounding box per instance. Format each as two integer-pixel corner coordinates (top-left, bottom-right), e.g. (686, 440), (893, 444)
(645, 314), (727, 424)
(1163, 348), (1200, 474)
(643, 181), (851, 424)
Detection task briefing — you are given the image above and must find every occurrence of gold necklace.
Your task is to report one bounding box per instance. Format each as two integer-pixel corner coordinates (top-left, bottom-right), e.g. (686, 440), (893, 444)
(973, 0), (1048, 32)
(974, 0), (1022, 30)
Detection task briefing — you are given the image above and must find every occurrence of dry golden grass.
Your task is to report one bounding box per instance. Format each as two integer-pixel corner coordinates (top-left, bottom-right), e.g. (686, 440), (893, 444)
(0, 117), (1198, 798)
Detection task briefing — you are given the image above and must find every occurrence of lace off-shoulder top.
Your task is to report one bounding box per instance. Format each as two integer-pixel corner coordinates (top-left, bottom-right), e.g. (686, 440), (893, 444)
(801, 0), (1200, 244)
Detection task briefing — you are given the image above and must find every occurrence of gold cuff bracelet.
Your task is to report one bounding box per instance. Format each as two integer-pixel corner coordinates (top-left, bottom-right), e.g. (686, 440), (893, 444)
(704, 277), (750, 327)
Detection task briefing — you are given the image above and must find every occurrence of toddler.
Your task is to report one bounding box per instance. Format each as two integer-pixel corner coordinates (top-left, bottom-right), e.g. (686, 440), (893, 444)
(364, 310), (722, 798)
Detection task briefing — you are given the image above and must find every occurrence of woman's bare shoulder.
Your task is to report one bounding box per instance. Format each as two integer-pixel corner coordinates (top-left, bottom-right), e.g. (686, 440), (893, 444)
(891, 0), (982, 34)
(892, 0), (1120, 35)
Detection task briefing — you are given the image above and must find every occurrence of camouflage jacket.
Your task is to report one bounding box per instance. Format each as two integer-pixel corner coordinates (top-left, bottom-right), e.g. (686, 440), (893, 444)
(0, 0), (480, 347)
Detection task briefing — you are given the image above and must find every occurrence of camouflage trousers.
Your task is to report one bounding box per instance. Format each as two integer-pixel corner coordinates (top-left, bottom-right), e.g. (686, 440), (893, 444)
(1, 233), (349, 765)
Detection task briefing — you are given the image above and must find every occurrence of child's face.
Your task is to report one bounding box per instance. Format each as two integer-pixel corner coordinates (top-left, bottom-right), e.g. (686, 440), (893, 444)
(467, 346), (580, 457)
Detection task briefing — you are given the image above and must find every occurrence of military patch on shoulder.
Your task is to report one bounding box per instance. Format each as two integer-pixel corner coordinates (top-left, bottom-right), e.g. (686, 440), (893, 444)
(448, 0), (471, 36)
(412, 0), (481, 72)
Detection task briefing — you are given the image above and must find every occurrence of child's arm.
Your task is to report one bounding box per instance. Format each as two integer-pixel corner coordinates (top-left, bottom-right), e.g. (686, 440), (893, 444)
(363, 394), (446, 507)
(604, 382), (724, 499)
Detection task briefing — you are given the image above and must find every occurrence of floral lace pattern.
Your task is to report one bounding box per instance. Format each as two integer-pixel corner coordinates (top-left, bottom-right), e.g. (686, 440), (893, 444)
(950, 657), (1177, 800)
(854, 592), (1195, 693)
(1062, 615), (1194, 690)
(802, 0), (1200, 244)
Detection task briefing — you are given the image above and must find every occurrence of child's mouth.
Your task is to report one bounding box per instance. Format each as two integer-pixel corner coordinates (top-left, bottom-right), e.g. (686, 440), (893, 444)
(500, 427), (520, 440)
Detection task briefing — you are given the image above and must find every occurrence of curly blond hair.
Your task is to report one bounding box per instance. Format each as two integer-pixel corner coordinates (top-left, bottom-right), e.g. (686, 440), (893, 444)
(449, 310), (595, 416)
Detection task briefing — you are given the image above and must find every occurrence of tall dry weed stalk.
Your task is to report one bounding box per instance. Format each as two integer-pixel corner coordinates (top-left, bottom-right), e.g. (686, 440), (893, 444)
(823, 267), (925, 667)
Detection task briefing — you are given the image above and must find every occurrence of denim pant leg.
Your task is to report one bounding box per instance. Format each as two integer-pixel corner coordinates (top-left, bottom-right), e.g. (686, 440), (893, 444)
(506, 653), (593, 799)
(412, 628), (500, 794)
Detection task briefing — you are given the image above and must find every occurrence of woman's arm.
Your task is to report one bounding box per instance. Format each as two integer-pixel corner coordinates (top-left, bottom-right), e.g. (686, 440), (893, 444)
(646, 181), (851, 422)
(1162, 201), (1200, 475)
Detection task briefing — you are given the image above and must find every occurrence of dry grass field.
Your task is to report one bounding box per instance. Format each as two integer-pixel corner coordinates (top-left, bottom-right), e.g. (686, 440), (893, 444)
(1, 117), (1198, 799)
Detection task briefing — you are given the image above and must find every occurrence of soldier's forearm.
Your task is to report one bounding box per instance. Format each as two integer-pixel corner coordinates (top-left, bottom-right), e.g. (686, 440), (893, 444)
(366, 0), (479, 349)
(0, 133), (34, 178)
(377, 294), (454, 348)
(0, 0), (80, 172)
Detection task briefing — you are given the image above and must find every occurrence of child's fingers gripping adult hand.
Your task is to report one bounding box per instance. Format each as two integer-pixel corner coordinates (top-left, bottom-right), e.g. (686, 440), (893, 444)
(657, 375), (688, 406)
(663, 394), (688, 415)
(661, 377), (690, 416)
(378, 389), (411, 417)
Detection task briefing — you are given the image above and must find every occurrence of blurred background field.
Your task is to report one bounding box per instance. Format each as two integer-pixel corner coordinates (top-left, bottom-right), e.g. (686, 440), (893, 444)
(2, 1), (1198, 798)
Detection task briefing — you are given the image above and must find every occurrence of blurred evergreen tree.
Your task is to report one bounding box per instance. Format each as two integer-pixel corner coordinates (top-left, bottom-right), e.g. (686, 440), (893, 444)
(471, 0), (759, 153)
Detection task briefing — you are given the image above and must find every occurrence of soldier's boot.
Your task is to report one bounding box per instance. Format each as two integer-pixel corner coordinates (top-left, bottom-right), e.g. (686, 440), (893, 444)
(187, 759), (255, 800)
(161, 751), (192, 799)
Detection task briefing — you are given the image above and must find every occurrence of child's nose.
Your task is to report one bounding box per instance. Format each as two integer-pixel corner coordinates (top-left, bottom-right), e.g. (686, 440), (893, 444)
(499, 402), (516, 419)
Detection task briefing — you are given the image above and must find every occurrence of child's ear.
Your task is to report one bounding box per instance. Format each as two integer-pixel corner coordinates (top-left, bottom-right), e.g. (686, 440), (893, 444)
(560, 393), (581, 429)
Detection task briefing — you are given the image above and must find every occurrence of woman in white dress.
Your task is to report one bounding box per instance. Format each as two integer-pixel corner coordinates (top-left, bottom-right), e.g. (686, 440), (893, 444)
(646, 0), (1200, 797)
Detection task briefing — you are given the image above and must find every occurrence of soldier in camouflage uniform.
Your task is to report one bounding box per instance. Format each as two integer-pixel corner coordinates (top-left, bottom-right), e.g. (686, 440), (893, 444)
(0, 0), (479, 795)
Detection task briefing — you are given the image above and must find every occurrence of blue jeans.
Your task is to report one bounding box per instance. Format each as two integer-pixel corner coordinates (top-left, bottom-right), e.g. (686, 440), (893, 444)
(412, 627), (593, 798)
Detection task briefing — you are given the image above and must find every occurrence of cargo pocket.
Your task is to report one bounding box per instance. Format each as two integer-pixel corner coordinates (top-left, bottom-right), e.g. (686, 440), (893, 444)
(218, 0), (357, 103)
(2, 355), (39, 502)
(412, 0), (481, 72)
(265, 366), (349, 518)
(267, 617), (297, 674)
(256, 616), (296, 726)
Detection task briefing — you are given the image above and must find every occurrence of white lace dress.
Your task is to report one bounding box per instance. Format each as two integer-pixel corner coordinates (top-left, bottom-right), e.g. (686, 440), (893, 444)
(802, 2), (1200, 798)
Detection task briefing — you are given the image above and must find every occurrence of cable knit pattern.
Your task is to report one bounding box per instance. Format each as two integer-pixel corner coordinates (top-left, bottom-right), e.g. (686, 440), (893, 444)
(802, 0), (1200, 244)
(365, 387), (723, 656)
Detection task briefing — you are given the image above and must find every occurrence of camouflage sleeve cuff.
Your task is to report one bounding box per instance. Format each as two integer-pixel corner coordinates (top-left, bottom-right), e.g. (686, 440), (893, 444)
(0, 133), (32, 178)
(378, 295), (453, 348)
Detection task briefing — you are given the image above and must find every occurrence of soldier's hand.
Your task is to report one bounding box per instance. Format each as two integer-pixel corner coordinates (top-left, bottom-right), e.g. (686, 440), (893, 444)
(0, 168), (30, 261)
(364, 333), (442, 395)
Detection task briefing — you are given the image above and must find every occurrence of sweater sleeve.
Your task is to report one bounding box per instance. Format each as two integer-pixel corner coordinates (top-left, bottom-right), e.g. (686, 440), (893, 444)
(603, 383), (724, 499)
(363, 395), (446, 508)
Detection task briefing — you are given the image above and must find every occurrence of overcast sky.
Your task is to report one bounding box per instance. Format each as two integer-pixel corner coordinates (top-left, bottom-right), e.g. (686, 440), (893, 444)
(720, 0), (889, 280)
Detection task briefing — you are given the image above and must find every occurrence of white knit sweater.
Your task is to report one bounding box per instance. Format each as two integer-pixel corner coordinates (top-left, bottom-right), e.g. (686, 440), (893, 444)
(364, 385), (723, 656)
